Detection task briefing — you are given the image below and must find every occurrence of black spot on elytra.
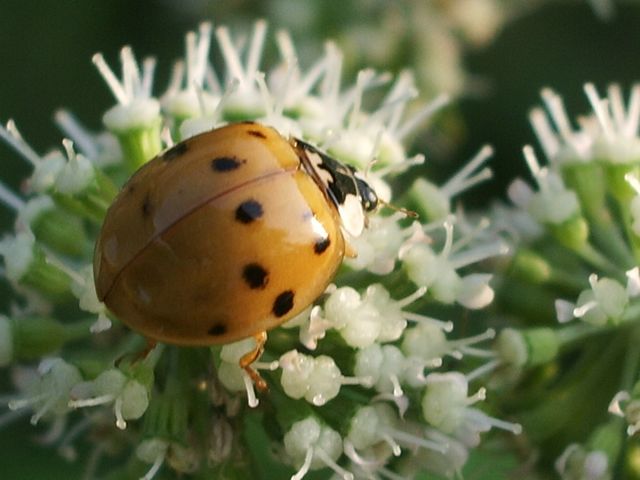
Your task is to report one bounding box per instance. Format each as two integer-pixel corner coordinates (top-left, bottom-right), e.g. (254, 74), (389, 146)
(248, 129), (267, 139)
(243, 263), (269, 289)
(211, 156), (244, 172)
(314, 236), (331, 254)
(162, 141), (188, 161)
(141, 194), (152, 217)
(273, 290), (295, 317)
(235, 199), (263, 223)
(208, 323), (228, 336)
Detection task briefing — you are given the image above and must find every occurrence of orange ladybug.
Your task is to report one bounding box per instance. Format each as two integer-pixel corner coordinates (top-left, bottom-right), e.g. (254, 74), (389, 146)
(94, 122), (378, 383)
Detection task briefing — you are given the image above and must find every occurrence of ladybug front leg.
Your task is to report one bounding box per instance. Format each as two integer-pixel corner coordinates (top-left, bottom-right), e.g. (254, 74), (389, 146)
(239, 331), (268, 391)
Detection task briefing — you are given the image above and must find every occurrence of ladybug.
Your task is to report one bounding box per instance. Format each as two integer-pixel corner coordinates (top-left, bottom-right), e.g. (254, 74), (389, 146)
(94, 122), (378, 384)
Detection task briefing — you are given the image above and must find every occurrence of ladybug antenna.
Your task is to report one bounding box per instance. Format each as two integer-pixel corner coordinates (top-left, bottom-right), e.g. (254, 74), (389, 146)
(378, 197), (419, 219)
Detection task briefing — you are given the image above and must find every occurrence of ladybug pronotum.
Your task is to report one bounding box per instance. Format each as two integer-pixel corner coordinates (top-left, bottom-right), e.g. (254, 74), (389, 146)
(94, 122), (378, 385)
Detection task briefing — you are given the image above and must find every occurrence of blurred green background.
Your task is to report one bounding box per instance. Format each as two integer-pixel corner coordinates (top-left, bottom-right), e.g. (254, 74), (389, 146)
(0, 0), (639, 477)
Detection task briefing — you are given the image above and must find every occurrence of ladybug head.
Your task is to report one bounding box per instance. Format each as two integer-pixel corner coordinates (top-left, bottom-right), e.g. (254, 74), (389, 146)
(354, 175), (378, 212)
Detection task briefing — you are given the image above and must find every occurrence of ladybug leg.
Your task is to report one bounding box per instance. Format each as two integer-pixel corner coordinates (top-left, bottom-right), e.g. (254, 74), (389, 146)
(140, 338), (158, 359)
(115, 338), (158, 366)
(239, 331), (268, 392)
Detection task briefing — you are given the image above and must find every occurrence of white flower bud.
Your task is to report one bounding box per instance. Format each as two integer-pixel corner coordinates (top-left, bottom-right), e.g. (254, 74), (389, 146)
(323, 287), (381, 348)
(411, 178), (451, 220)
(422, 372), (469, 433)
(137, 438), (169, 464)
(55, 140), (95, 195)
(305, 356), (342, 406)
(137, 438), (168, 480)
(284, 417), (349, 479)
(574, 275), (628, 325)
(495, 328), (528, 368)
(220, 338), (256, 363)
(363, 284), (407, 342)
(555, 444), (610, 480)
(401, 322), (448, 362)
(457, 274), (494, 309)
(279, 350), (315, 399)
(217, 361), (245, 392)
(279, 351), (346, 406)
(69, 368), (149, 429)
(354, 344), (406, 394)
(71, 265), (103, 314)
(347, 404), (397, 451)
(0, 231), (35, 281)
(31, 153), (66, 193)
(17, 196), (54, 230)
(9, 358), (82, 425)
(345, 215), (406, 275)
(103, 99), (161, 133)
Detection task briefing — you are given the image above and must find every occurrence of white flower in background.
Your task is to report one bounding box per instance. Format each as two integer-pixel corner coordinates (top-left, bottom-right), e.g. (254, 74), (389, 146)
(93, 47), (159, 134)
(556, 444), (610, 480)
(7, 358), (82, 425)
(400, 216), (504, 308)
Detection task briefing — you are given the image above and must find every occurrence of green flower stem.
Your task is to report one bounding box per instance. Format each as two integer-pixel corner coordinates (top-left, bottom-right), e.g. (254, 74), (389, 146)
(223, 110), (263, 124)
(80, 171), (120, 216)
(266, 374), (317, 433)
(140, 342), (166, 372)
(562, 162), (607, 225)
(555, 302), (640, 350)
(263, 327), (303, 357)
(620, 325), (640, 392)
(496, 276), (558, 322)
(50, 170), (118, 224)
(196, 464), (254, 480)
(547, 214), (623, 277)
(314, 330), (358, 368)
(142, 348), (189, 442)
(519, 333), (625, 441)
(243, 412), (293, 480)
(617, 201), (640, 264)
(571, 241), (622, 279)
(509, 249), (588, 290)
(21, 246), (73, 301)
(31, 208), (90, 257)
(561, 159), (637, 267)
(11, 316), (94, 360)
(588, 418), (625, 465)
(604, 162), (639, 206)
(622, 301), (640, 326)
(563, 160), (637, 267)
(555, 323), (609, 349)
(589, 221), (636, 270)
(115, 122), (163, 173)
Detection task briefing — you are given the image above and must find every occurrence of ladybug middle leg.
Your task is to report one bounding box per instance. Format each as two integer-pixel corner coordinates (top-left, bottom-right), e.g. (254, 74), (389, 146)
(115, 337), (158, 367)
(239, 331), (268, 391)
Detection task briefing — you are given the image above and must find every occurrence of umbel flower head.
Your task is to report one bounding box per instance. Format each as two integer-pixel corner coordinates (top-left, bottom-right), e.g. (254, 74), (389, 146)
(0, 21), (518, 479)
(490, 81), (640, 478)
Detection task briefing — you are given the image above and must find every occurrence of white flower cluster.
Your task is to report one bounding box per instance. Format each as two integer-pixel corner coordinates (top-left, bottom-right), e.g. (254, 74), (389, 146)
(499, 82), (640, 478)
(0, 21), (519, 480)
